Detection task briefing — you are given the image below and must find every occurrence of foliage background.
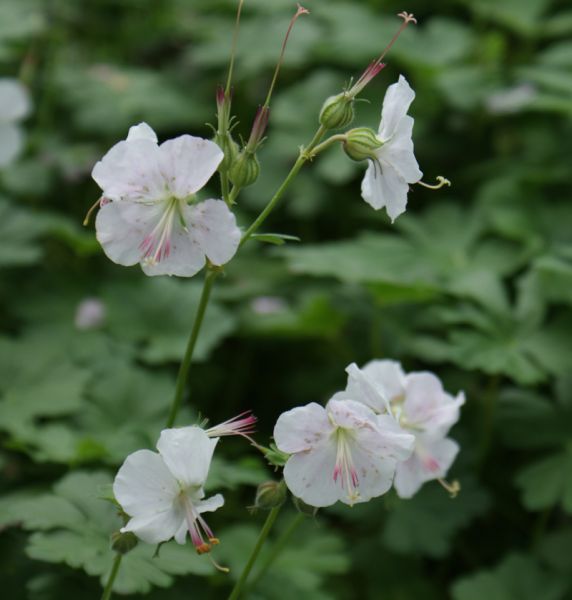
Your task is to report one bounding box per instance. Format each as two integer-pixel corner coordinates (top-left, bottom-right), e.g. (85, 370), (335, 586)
(1, 0), (572, 597)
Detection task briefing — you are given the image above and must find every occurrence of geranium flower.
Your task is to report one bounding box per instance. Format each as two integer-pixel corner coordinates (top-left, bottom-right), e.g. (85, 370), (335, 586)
(0, 78), (31, 167)
(273, 399), (414, 507)
(113, 426), (223, 552)
(92, 123), (241, 277)
(340, 360), (464, 498)
(361, 75), (422, 222)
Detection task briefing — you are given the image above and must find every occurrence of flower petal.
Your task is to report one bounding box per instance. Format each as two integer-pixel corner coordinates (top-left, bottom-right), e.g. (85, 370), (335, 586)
(187, 199), (241, 266)
(379, 116), (422, 183)
(361, 159), (410, 222)
(92, 138), (165, 202)
(127, 122), (158, 143)
(0, 123), (24, 167)
(197, 493), (225, 514)
(121, 507), (184, 544)
(141, 210), (206, 277)
(379, 75), (415, 141)
(273, 402), (333, 454)
(157, 426), (218, 488)
(95, 200), (163, 267)
(283, 437), (340, 507)
(113, 449), (180, 517)
(0, 78), (31, 121)
(159, 135), (223, 197)
(404, 373), (464, 436)
(394, 437), (459, 498)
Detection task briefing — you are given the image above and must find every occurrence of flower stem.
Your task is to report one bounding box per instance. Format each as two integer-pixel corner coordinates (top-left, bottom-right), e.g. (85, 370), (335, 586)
(100, 554), (122, 600)
(227, 506), (282, 600)
(248, 512), (304, 589)
(240, 125), (326, 247)
(165, 267), (219, 428)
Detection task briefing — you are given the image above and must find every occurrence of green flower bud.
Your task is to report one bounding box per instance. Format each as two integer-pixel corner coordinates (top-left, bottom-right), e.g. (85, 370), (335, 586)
(111, 530), (138, 555)
(291, 495), (318, 517)
(229, 150), (260, 188)
(319, 93), (355, 130)
(343, 127), (383, 162)
(255, 480), (287, 510)
(216, 132), (239, 174)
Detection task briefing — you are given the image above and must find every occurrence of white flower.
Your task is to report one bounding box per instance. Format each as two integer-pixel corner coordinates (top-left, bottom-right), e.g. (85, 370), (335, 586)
(113, 426), (224, 552)
(361, 75), (422, 222)
(339, 360), (464, 498)
(92, 123), (241, 277)
(0, 78), (31, 167)
(274, 399), (414, 507)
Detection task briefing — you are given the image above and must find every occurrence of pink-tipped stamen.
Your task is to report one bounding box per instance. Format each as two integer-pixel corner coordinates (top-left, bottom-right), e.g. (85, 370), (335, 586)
(333, 431), (360, 503)
(182, 496), (219, 555)
(139, 198), (180, 266)
(206, 410), (258, 442)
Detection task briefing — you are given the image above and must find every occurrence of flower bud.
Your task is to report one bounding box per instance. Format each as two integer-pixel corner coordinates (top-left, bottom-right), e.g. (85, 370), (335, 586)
(255, 480), (287, 510)
(229, 150), (260, 188)
(343, 127), (383, 162)
(319, 93), (354, 130)
(111, 530), (138, 555)
(291, 495), (318, 517)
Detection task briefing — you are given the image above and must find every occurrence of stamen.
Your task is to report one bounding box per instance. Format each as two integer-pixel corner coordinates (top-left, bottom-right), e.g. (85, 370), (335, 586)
(333, 430), (360, 504)
(83, 197), (107, 226)
(416, 176), (451, 190)
(206, 410), (258, 442)
(182, 495), (220, 555)
(438, 478), (461, 498)
(140, 198), (181, 266)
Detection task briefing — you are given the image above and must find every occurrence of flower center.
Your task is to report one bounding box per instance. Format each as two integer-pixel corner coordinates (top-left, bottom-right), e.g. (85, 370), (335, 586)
(140, 197), (184, 266)
(180, 492), (219, 555)
(333, 427), (360, 505)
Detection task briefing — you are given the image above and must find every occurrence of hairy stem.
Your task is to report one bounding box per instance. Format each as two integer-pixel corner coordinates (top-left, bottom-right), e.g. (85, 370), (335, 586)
(227, 506), (282, 600)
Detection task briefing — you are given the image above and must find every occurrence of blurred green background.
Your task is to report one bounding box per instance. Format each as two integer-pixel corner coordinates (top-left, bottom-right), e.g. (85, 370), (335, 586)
(1, 0), (572, 597)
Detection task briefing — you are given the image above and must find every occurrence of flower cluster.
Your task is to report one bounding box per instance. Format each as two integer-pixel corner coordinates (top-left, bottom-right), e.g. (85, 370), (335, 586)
(113, 412), (256, 553)
(274, 360), (463, 506)
(92, 123), (241, 277)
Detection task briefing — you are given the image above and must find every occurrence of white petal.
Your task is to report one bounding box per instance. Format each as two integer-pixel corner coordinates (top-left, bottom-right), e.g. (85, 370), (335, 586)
(404, 373), (464, 437)
(197, 493), (224, 514)
(95, 200), (163, 266)
(157, 426), (218, 488)
(187, 199), (241, 266)
(379, 75), (415, 141)
(273, 402), (333, 454)
(361, 159), (410, 222)
(326, 398), (380, 429)
(141, 207), (206, 277)
(121, 507), (184, 544)
(378, 116), (422, 183)
(127, 122), (158, 143)
(0, 123), (24, 167)
(92, 138), (165, 202)
(113, 449), (179, 517)
(159, 135), (223, 197)
(0, 78), (31, 122)
(340, 361), (404, 413)
(394, 437), (459, 499)
(174, 519), (189, 545)
(370, 414), (416, 461)
(283, 438), (340, 507)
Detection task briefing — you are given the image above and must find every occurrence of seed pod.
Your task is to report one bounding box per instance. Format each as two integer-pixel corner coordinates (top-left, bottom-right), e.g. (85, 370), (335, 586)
(229, 150), (260, 188)
(319, 93), (355, 130)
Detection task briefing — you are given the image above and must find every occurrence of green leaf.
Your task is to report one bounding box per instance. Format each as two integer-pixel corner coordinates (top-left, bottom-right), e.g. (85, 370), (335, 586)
(515, 447), (572, 513)
(382, 479), (491, 557)
(451, 553), (567, 600)
(251, 233), (301, 245)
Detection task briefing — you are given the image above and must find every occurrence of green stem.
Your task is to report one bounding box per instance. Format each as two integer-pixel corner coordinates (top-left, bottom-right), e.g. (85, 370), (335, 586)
(227, 506), (282, 600)
(248, 512), (304, 589)
(240, 126), (326, 247)
(101, 554), (122, 600)
(221, 172), (231, 206)
(165, 267), (219, 428)
(309, 133), (347, 157)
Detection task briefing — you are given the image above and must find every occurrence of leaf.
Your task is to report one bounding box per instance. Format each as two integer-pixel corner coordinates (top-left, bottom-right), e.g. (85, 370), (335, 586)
(251, 233), (301, 246)
(451, 553), (567, 600)
(515, 447), (572, 513)
(6, 471), (213, 594)
(382, 479), (491, 558)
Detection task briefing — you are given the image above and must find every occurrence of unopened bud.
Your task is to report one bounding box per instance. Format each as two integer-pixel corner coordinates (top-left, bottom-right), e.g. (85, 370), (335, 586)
(255, 480), (287, 510)
(229, 151), (260, 188)
(291, 495), (318, 517)
(111, 531), (138, 555)
(343, 127), (383, 162)
(319, 93), (354, 130)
